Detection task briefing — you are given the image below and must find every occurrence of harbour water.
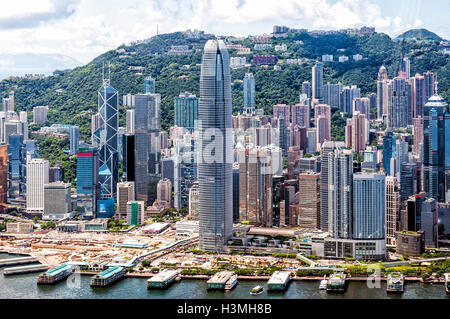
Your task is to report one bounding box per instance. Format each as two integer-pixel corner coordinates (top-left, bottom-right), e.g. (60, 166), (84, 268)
(0, 254), (448, 299)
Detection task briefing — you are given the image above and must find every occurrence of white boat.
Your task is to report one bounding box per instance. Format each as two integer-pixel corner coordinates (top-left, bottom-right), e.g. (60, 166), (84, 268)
(319, 279), (328, 290)
(387, 272), (404, 293)
(225, 275), (238, 290)
(250, 285), (264, 295)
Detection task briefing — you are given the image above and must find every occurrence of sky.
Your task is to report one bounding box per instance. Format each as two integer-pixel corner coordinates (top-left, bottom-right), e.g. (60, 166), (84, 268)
(0, 0), (448, 65)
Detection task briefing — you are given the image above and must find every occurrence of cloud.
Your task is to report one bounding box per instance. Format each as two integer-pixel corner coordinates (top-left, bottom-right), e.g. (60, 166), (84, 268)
(0, 0), (79, 29)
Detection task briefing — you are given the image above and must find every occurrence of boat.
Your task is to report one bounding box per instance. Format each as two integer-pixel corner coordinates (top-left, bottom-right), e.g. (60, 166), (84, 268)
(386, 272), (404, 293)
(250, 285), (264, 295)
(175, 276), (182, 282)
(326, 272), (346, 292)
(225, 275), (238, 290)
(444, 273), (449, 293)
(319, 279), (328, 290)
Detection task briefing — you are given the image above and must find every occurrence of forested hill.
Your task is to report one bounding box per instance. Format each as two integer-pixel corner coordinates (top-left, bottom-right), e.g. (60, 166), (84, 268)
(1, 30), (449, 141)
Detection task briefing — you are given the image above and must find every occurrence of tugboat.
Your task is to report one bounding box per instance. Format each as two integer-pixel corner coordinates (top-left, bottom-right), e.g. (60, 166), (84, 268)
(250, 285), (264, 295)
(386, 272), (404, 293)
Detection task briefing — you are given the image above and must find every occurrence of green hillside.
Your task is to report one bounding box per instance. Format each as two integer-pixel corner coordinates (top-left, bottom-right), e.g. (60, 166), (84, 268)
(0, 30), (449, 145)
(396, 28), (444, 42)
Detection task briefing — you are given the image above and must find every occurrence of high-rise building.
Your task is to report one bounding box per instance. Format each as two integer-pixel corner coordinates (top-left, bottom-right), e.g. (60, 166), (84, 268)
(198, 40), (233, 252)
(312, 62), (324, 103)
(411, 74), (426, 118)
(174, 92), (199, 131)
(94, 76), (119, 200)
(298, 172), (320, 229)
(353, 97), (370, 119)
(117, 182), (135, 221)
(421, 197), (438, 247)
(377, 66), (389, 119)
(157, 178), (172, 207)
(122, 134), (135, 182)
(26, 158), (49, 214)
(76, 147), (99, 218)
(188, 181), (199, 219)
(0, 144), (7, 209)
(423, 71), (435, 100)
(273, 104), (290, 127)
(385, 176), (400, 246)
(320, 141), (346, 231)
(353, 173), (385, 239)
(314, 104), (331, 149)
(69, 126), (79, 155)
(422, 89), (449, 202)
(413, 117), (423, 157)
(328, 149), (354, 238)
(134, 94), (161, 204)
(243, 73), (256, 115)
(302, 81), (312, 99)
(33, 106), (48, 124)
(387, 77), (412, 128)
(126, 201), (145, 226)
(126, 109), (135, 134)
(144, 76), (156, 94)
(173, 133), (197, 210)
(382, 129), (396, 175)
(401, 57), (411, 79)
(291, 104), (310, 128)
(323, 83), (343, 109)
(43, 182), (72, 220)
(340, 86), (360, 114)
(351, 112), (367, 153)
(7, 134), (25, 198)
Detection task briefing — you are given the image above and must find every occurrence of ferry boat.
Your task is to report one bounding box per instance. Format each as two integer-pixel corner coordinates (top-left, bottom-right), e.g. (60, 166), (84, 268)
(37, 264), (74, 285)
(250, 285), (264, 295)
(326, 272), (346, 292)
(386, 272), (404, 293)
(224, 275), (238, 290)
(444, 273), (450, 293)
(319, 279), (328, 290)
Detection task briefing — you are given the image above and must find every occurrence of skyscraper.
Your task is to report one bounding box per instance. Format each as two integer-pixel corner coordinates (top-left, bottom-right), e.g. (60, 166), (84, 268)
(377, 66), (389, 119)
(69, 126), (79, 155)
(0, 144), (7, 210)
(387, 77), (412, 128)
(422, 89), (449, 202)
(323, 83), (343, 109)
(351, 112), (367, 153)
(291, 104), (310, 128)
(94, 75), (119, 200)
(76, 147), (99, 218)
(298, 172), (320, 229)
(134, 94), (161, 204)
(26, 158), (49, 214)
(382, 129), (396, 175)
(198, 40), (233, 252)
(273, 104), (290, 127)
(423, 71), (435, 100)
(302, 81), (312, 99)
(385, 176), (400, 246)
(126, 109), (135, 134)
(411, 74), (426, 118)
(340, 85), (360, 114)
(174, 92), (199, 131)
(353, 173), (386, 240)
(117, 182), (135, 220)
(33, 106), (48, 124)
(243, 73), (256, 115)
(144, 76), (156, 94)
(312, 62), (323, 103)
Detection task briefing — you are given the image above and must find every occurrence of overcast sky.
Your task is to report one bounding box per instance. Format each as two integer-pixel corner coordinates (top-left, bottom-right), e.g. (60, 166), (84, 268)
(0, 0), (448, 64)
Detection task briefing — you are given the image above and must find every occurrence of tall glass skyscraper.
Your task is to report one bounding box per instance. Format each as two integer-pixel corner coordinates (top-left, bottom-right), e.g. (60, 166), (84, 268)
(243, 73), (255, 115)
(353, 173), (386, 240)
(76, 147), (99, 218)
(198, 40), (233, 252)
(69, 125), (79, 155)
(174, 92), (199, 131)
(382, 129), (396, 175)
(93, 77), (119, 200)
(312, 62), (323, 103)
(144, 76), (156, 94)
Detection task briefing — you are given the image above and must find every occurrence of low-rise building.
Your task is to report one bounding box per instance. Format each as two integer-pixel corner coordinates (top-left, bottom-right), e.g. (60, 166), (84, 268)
(395, 231), (425, 255)
(6, 221), (33, 234)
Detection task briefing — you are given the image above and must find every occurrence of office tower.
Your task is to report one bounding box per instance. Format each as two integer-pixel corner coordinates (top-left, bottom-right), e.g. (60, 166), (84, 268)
(126, 109), (135, 134)
(368, 92), (377, 110)
(298, 172), (320, 229)
(161, 157), (174, 186)
(385, 176), (400, 245)
(43, 182), (71, 220)
(411, 74), (426, 118)
(413, 117), (423, 156)
(76, 147), (99, 218)
(312, 62), (324, 103)
(232, 164), (239, 221)
(189, 181), (200, 219)
(382, 129), (396, 175)
(117, 182), (135, 220)
(328, 149), (354, 238)
(174, 133), (197, 210)
(243, 73), (256, 115)
(174, 92), (199, 131)
(401, 57), (410, 79)
(160, 131), (169, 150)
(122, 94), (135, 107)
(49, 167), (63, 183)
(290, 125), (307, 153)
(144, 76), (156, 94)
(33, 106), (48, 124)
(18, 111), (28, 141)
(377, 66), (389, 119)
(291, 104), (310, 128)
(423, 71), (435, 100)
(238, 147), (274, 226)
(7, 134), (25, 198)
(394, 138), (409, 180)
(0, 144), (7, 208)
(421, 198), (438, 247)
(302, 81), (312, 99)
(122, 134), (135, 182)
(91, 113), (100, 147)
(353, 173), (385, 239)
(388, 77), (412, 128)
(134, 94), (161, 204)
(316, 115), (331, 150)
(345, 119), (352, 149)
(69, 126), (79, 155)
(94, 76), (119, 200)
(126, 201), (145, 226)
(399, 163), (418, 201)
(351, 112), (367, 153)
(340, 86), (360, 114)
(323, 83), (343, 109)
(353, 97), (370, 119)
(273, 104), (290, 127)
(296, 157), (319, 174)
(26, 158), (49, 214)
(198, 40), (233, 251)
(320, 141), (346, 231)
(422, 90), (449, 202)
(157, 178), (172, 207)
(307, 128), (317, 154)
